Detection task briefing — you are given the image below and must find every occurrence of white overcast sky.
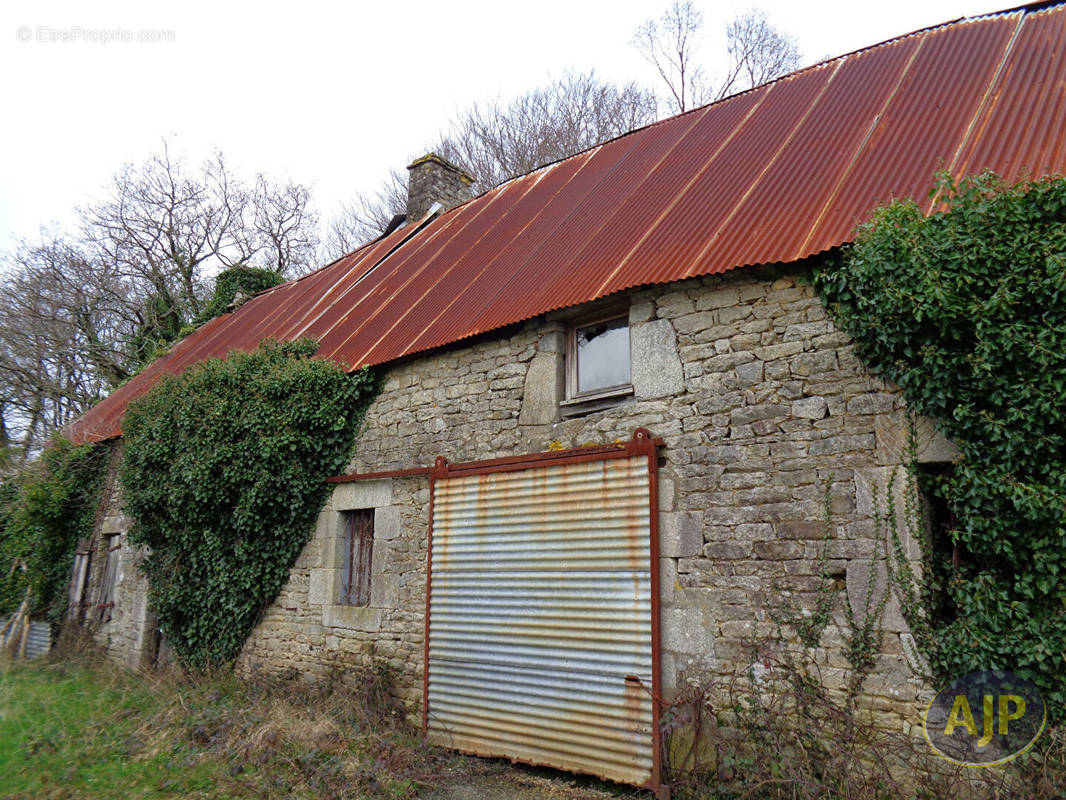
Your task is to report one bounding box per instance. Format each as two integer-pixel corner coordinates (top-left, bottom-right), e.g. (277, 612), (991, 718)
(0, 0), (1015, 251)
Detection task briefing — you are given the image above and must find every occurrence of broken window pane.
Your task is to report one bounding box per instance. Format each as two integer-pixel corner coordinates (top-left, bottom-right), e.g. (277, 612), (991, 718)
(575, 318), (630, 394)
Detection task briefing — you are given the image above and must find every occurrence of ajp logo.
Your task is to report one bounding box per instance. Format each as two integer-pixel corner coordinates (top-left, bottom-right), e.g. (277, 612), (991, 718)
(924, 670), (1046, 766)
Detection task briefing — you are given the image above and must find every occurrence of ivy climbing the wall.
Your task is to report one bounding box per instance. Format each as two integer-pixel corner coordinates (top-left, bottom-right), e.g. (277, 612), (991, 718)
(814, 172), (1066, 716)
(120, 339), (379, 669)
(0, 438), (109, 623)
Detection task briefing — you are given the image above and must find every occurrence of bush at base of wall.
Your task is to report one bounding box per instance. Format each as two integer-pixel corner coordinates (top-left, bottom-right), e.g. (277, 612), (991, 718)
(120, 339), (379, 669)
(814, 172), (1066, 718)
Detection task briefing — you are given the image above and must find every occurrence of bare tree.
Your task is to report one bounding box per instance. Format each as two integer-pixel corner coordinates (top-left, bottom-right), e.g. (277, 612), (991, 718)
(322, 169), (408, 259)
(252, 176), (319, 273)
(632, 1), (709, 114)
(0, 236), (114, 458)
(724, 10), (803, 92)
(634, 3), (802, 114)
(325, 71), (659, 252)
(437, 71), (659, 193)
(0, 145), (322, 456)
(82, 145), (319, 322)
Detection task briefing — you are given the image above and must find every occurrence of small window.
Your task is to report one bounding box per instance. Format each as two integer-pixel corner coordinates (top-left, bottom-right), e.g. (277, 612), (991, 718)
(567, 317), (631, 399)
(341, 509), (374, 606)
(98, 534), (120, 623)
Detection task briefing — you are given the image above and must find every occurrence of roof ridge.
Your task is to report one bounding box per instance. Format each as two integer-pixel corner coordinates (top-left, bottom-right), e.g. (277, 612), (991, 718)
(468, 0), (1059, 202)
(66, 1), (1066, 443)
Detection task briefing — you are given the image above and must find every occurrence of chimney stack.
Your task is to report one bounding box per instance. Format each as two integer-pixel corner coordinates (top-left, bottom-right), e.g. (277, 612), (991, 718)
(405, 153), (475, 224)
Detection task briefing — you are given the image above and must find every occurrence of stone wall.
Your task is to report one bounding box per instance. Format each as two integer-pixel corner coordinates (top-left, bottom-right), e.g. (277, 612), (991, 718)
(79, 442), (156, 669)
(237, 475), (429, 711)
(236, 264), (949, 729)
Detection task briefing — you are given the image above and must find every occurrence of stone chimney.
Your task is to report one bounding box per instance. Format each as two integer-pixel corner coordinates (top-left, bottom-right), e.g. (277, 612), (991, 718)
(405, 153), (475, 223)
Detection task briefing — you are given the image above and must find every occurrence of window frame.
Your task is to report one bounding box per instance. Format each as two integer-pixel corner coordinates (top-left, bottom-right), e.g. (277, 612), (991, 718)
(340, 508), (374, 607)
(97, 534), (120, 623)
(564, 314), (633, 403)
(67, 539), (93, 622)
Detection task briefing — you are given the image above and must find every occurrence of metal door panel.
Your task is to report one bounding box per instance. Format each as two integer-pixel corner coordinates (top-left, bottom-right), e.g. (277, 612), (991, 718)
(426, 451), (657, 787)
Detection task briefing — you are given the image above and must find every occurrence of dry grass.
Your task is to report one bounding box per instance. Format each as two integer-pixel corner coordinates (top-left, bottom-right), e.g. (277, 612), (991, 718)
(135, 663), (448, 799)
(4, 636), (649, 799)
(660, 647), (1066, 800)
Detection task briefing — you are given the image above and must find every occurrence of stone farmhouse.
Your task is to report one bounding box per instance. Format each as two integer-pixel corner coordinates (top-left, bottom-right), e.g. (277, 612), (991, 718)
(65, 3), (1066, 792)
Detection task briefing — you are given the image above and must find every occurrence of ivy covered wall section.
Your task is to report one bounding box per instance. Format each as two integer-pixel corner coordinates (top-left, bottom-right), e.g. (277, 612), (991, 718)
(0, 438), (109, 624)
(119, 339), (379, 669)
(814, 173), (1066, 714)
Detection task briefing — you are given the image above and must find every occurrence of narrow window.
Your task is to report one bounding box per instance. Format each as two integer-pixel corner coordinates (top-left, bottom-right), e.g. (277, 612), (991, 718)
(567, 317), (631, 398)
(66, 539), (93, 621)
(918, 464), (960, 625)
(342, 509), (374, 606)
(98, 534), (120, 623)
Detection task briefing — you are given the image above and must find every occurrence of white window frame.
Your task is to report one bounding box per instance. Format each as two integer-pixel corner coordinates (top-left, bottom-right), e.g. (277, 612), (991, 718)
(563, 314), (633, 404)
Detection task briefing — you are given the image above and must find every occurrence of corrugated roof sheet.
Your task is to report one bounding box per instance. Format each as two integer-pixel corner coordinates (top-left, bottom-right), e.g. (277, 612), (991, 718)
(68, 2), (1066, 444)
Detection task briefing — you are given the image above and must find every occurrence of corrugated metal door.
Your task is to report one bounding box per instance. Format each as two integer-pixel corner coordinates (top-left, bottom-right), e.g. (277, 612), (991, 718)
(426, 439), (659, 788)
(0, 618), (52, 659)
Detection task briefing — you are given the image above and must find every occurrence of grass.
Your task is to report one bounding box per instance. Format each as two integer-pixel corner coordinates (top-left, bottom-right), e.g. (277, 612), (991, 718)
(0, 652), (447, 800)
(0, 649), (646, 800)
(0, 660), (221, 798)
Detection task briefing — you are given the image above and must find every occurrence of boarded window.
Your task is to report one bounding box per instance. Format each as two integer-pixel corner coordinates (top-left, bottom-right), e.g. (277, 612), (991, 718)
(341, 509), (374, 606)
(98, 534), (120, 623)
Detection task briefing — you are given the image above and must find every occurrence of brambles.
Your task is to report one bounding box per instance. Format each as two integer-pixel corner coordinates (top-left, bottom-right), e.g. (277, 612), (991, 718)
(660, 650), (1066, 799)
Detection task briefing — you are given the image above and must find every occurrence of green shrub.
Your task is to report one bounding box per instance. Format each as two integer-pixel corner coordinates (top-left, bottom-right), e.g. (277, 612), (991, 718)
(814, 172), (1066, 717)
(0, 438), (109, 622)
(119, 339), (379, 668)
(194, 265), (284, 326)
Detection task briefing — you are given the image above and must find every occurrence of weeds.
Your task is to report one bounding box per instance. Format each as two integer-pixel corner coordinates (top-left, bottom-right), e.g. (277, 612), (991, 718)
(0, 650), (450, 799)
(2, 648), (642, 799)
(662, 465), (1066, 799)
(768, 481), (839, 651)
(661, 646), (1066, 799)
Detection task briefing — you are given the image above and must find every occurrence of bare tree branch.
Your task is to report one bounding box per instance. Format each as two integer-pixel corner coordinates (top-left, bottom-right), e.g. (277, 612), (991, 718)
(438, 71), (658, 191)
(0, 144), (320, 455)
(726, 10), (803, 93)
(634, 3), (802, 114)
(632, 1), (708, 113)
(252, 176), (319, 273)
(322, 169), (407, 260)
(327, 71), (659, 250)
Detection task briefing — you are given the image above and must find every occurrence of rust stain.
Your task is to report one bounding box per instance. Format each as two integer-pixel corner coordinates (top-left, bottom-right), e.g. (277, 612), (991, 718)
(426, 447), (656, 787)
(624, 674), (645, 741)
(65, 4), (1066, 445)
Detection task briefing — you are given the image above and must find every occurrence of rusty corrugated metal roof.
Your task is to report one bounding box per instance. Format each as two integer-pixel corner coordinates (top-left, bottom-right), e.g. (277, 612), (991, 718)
(67, 2), (1066, 444)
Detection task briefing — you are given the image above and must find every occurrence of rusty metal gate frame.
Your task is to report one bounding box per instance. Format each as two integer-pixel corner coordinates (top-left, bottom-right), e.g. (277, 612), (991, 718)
(422, 428), (664, 795)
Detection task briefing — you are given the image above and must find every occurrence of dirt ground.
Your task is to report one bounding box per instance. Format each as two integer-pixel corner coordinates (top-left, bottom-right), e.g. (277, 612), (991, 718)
(419, 758), (652, 800)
